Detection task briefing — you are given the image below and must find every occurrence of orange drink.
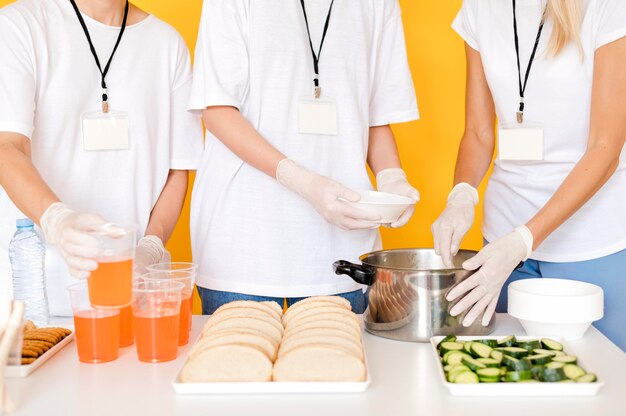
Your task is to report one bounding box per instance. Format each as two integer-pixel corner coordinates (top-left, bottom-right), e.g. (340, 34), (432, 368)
(134, 311), (179, 362)
(178, 294), (192, 345)
(132, 280), (183, 363)
(118, 304), (134, 347)
(73, 309), (120, 363)
(88, 258), (133, 308)
(142, 267), (196, 346)
(87, 223), (137, 308)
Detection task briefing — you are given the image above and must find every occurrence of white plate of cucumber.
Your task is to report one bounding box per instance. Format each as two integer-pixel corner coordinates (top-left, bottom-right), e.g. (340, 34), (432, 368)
(431, 335), (604, 396)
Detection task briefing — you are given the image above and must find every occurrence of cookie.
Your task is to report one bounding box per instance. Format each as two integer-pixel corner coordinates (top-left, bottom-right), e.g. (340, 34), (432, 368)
(21, 357), (37, 365)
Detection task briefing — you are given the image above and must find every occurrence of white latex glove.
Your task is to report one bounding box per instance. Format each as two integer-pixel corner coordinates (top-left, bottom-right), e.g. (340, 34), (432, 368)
(447, 225), (533, 327)
(376, 168), (420, 228)
(133, 235), (170, 274)
(40, 202), (106, 279)
(276, 159), (382, 230)
(431, 183), (479, 268)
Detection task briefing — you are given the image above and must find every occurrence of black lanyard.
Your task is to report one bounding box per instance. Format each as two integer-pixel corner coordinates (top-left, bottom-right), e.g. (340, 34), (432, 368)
(69, 0), (129, 113)
(299, 0), (335, 99)
(512, 0), (545, 123)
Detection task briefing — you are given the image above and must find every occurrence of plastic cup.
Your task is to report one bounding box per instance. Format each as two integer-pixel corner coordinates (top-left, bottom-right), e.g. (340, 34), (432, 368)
(67, 283), (120, 364)
(87, 224), (137, 309)
(132, 280), (183, 363)
(146, 262), (198, 274)
(141, 269), (194, 346)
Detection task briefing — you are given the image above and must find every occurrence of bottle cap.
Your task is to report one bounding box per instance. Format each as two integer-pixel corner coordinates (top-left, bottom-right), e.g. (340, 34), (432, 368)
(16, 218), (34, 228)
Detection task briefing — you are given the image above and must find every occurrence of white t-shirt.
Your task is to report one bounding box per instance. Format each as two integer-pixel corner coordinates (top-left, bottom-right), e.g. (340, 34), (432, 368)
(453, 0), (626, 262)
(0, 0), (204, 315)
(189, 0), (418, 297)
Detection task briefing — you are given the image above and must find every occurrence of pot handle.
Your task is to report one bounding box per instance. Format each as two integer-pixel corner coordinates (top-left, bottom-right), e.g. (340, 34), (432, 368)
(333, 260), (375, 286)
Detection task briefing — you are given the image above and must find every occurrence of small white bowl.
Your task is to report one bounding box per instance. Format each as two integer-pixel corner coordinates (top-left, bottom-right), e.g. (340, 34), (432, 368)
(508, 278), (604, 340)
(341, 190), (416, 224)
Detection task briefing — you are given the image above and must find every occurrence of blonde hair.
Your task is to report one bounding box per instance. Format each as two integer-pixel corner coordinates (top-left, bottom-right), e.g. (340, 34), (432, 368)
(545, 0), (583, 55)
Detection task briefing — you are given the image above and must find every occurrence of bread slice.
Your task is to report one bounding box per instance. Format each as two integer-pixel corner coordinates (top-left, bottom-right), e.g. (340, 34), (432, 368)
(278, 334), (363, 360)
(285, 311), (361, 331)
(213, 300), (281, 321)
(204, 311), (284, 334)
(273, 345), (366, 382)
(282, 302), (349, 327)
(284, 306), (358, 328)
(290, 296), (351, 311)
(204, 317), (283, 344)
(284, 299), (350, 319)
(181, 344), (272, 382)
(193, 332), (278, 361)
(261, 301), (284, 317)
(282, 327), (361, 345)
(285, 316), (361, 338)
(211, 306), (281, 323)
(204, 327), (279, 349)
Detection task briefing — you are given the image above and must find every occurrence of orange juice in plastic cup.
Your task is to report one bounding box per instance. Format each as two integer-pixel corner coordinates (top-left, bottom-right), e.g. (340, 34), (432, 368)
(142, 265), (196, 346)
(132, 280), (183, 363)
(68, 283), (120, 363)
(87, 224), (137, 308)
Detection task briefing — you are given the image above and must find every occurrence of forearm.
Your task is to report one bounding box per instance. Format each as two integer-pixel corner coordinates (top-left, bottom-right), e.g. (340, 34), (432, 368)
(453, 130), (495, 188)
(366, 125), (402, 175)
(202, 106), (285, 178)
(0, 132), (59, 224)
(144, 170), (188, 243)
(527, 145), (621, 248)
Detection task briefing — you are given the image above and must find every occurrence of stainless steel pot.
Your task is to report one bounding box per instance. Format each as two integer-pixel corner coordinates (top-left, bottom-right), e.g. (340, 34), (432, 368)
(333, 248), (496, 342)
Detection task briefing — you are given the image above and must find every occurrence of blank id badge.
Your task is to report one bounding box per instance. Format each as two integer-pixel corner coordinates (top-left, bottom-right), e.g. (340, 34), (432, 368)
(81, 110), (130, 151)
(498, 120), (544, 161)
(298, 96), (338, 136)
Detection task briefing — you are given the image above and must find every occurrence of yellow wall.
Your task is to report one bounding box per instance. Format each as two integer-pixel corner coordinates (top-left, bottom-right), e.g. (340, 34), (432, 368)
(0, 0), (489, 313)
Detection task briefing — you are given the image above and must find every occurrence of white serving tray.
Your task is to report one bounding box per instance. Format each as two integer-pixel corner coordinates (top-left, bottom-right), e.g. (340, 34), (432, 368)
(5, 327), (75, 378)
(431, 335), (604, 397)
(172, 337), (371, 395)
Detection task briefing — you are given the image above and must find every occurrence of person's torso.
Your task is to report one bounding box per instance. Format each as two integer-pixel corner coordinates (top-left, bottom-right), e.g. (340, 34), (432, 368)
(191, 0), (399, 292)
(469, 0), (626, 260)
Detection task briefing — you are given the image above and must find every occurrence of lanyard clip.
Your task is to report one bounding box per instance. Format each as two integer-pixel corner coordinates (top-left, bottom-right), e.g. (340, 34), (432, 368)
(516, 96), (524, 123)
(313, 74), (321, 99)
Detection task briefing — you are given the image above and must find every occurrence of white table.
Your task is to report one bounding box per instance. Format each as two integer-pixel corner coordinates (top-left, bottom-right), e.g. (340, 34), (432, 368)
(5, 314), (626, 416)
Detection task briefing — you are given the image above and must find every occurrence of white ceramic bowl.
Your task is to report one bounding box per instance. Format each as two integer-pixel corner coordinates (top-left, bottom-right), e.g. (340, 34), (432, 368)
(342, 190), (416, 224)
(508, 278), (604, 340)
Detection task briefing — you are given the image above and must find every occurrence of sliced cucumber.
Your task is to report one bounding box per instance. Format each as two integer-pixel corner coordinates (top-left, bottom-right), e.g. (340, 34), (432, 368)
(531, 365), (544, 380)
(437, 334), (457, 349)
(540, 367), (567, 382)
(552, 355), (577, 364)
(477, 367), (501, 382)
(463, 342), (474, 355)
(470, 342), (493, 359)
(533, 348), (557, 356)
(461, 356), (487, 371)
(447, 368), (471, 382)
(545, 361), (566, 370)
(452, 371), (479, 384)
(504, 357), (531, 372)
(527, 354), (552, 365)
(490, 350), (504, 362)
(440, 341), (464, 355)
(541, 338), (564, 351)
(552, 350), (565, 357)
(498, 335), (516, 347)
(476, 358), (501, 368)
(502, 347), (529, 358)
(443, 350), (469, 365)
(475, 339), (498, 348)
(504, 370), (532, 382)
(576, 373), (597, 383)
(563, 364), (586, 380)
(516, 340), (541, 350)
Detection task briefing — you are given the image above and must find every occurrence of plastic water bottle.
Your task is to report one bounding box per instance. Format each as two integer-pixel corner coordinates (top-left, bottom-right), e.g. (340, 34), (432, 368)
(9, 218), (49, 326)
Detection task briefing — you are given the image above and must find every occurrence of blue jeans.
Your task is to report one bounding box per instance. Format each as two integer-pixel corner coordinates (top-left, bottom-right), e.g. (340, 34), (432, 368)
(495, 247), (626, 352)
(197, 287), (368, 315)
